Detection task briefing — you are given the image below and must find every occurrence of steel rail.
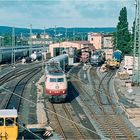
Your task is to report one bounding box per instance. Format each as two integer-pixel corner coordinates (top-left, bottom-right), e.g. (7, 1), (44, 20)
(48, 102), (67, 140)
(92, 68), (137, 139)
(5, 68), (42, 111)
(62, 104), (86, 140)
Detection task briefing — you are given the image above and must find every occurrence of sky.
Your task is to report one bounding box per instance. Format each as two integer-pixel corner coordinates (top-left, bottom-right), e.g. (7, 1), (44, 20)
(0, 0), (135, 29)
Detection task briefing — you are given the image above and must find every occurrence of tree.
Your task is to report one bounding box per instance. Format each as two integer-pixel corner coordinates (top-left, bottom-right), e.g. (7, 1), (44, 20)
(116, 7), (131, 54)
(3, 33), (12, 46)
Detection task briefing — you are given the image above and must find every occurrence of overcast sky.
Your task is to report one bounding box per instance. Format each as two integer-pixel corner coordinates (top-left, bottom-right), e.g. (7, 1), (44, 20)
(0, 0), (135, 29)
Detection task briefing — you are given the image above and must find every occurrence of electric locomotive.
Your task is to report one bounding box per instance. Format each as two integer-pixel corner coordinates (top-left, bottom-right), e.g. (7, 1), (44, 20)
(90, 50), (105, 66)
(45, 54), (68, 102)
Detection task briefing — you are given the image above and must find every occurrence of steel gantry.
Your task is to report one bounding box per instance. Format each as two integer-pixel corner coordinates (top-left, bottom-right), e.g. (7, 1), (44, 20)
(133, 0), (140, 85)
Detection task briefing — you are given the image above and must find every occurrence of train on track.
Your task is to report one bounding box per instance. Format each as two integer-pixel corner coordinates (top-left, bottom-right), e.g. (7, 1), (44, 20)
(0, 46), (47, 64)
(45, 54), (68, 102)
(90, 50), (105, 66)
(0, 109), (18, 140)
(106, 50), (122, 69)
(80, 51), (90, 63)
(79, 47), (91, 63)
(79, 48), (105, 66)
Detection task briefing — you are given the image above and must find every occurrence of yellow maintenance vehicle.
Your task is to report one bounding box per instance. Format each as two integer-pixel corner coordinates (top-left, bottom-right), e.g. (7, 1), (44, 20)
(0, 109), (18, 140)
(106, 59), (120, 69)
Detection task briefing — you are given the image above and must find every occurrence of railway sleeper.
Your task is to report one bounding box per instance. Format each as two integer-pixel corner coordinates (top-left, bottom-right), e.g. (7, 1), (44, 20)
(99, 130), (125, 136)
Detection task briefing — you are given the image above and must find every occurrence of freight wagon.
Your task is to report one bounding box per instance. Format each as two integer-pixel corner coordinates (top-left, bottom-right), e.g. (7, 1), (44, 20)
(0, 46), (47, 64)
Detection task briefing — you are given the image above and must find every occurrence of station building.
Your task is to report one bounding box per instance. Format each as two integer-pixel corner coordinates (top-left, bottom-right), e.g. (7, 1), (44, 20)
(88, 32), (114, 60)
(49, 41), (94, 57)
(102, 34), (113, 60)
(88, 33), (103, 50)
(102, 34), (113, 49)
(88, 32), (113, 49)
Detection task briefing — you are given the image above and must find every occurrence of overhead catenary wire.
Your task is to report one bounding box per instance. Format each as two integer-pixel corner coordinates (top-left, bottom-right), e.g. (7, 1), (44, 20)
(0, 52), (121, 138)
(7, 118), (44, 140)
(0, 86), (100, 137)
(0, 61), (126, 139)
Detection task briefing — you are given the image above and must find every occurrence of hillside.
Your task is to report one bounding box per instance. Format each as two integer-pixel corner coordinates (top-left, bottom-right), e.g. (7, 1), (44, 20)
(0, 26), (116, 37)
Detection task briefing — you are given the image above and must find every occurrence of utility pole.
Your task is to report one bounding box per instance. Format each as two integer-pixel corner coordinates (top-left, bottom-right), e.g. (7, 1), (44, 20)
(11, 27), (15, 67)
(73, 29), (75, 41)
(0, 37), (1, 46)
(132, 0), (140, 85)
(65, 28), (68, 41)
(29, 24), (32, 56)
(54, 25), (57, 43)
(1, 37), (4, 47)
(42, 26), (46, 72)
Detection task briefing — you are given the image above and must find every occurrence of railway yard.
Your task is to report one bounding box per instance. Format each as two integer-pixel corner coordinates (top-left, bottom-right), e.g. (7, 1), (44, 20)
(0, 0), (140, 139)
(1, 59), (140, 140)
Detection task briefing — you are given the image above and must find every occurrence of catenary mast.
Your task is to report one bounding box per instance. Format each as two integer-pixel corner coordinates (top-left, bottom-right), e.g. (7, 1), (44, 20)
(132, 0), (140, 84)
(11, 27), (15, 67)
(29, 24), (32, 56)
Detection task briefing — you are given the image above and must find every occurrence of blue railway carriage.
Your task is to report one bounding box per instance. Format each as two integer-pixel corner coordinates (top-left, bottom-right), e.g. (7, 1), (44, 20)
(113, 50), (122, 62)
(0, 109), (18, 140)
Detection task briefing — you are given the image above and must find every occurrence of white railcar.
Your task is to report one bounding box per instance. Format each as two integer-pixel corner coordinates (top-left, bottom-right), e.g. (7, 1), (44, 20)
(45, 54), (68, 102)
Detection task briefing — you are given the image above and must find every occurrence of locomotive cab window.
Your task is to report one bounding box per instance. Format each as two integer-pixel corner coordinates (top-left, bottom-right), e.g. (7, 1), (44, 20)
(57, 78), (64, 82)
(50, 78), (57, 82)
(5, 118), (15, 126)
(0, 118), (4, 126)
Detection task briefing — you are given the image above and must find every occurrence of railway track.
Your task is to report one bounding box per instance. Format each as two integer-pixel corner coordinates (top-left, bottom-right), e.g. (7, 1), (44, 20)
(44, 65), (100, 140)
(0, 63), (42, 85)
(5, 68), (42, 110)
(0, 67), (42, 110)
(69, 65), (140, 139)
(89, 68), (139, 139)
(46, 97), (86, 139)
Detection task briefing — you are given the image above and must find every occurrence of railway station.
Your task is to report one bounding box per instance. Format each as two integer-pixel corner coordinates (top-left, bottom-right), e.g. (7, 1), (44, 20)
(1, 0), (140, 140)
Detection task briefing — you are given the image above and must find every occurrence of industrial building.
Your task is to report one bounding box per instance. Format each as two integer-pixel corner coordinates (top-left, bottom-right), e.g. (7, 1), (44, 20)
(88, 32), (113, 49)
(49, 41), (94, 57)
